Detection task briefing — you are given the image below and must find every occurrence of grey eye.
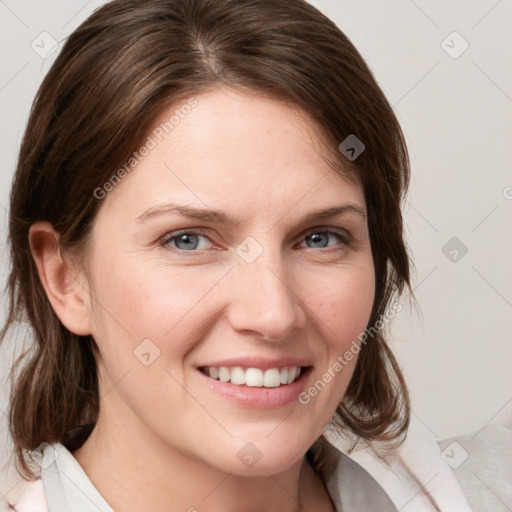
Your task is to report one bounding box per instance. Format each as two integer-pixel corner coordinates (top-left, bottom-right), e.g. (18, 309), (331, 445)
(305, 232), (330, 248)
(163, 232), (213, 251)
(302, 231), (350, 249)
(173, 233), (201, 250)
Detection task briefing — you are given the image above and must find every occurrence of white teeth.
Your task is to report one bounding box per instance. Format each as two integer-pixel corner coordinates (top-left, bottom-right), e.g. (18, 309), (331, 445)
(230, 367), (245, 385)
(245, 368), (263, 387)
(263, 368), (281, 387)
(218, 367), (230, 382)
(204, 366), (303, 387)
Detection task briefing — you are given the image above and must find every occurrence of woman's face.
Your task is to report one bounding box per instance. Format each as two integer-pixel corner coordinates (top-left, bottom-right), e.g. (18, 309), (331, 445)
(82, 87), (375, 475)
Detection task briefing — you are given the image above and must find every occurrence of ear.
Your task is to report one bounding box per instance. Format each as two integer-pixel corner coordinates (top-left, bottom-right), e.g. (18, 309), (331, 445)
(29, 221), (92, 336)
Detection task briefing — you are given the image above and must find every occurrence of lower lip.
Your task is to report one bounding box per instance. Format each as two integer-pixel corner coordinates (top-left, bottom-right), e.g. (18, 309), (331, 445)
(197, 368), (312, 409)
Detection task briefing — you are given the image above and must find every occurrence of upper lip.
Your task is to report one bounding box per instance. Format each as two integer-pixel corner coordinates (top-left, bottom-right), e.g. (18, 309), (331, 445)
(198, 357), (313, 370)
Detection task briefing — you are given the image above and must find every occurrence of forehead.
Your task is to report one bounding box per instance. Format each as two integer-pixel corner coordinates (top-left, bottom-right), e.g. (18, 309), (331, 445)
(99, 87), (365, 224)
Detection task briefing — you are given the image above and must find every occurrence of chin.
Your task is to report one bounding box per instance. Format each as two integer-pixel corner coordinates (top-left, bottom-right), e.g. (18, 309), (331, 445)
(202, 436), (310, 477)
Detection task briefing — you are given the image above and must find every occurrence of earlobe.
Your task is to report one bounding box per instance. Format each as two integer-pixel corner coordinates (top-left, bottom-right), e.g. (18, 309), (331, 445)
(29, 221), (92, 336)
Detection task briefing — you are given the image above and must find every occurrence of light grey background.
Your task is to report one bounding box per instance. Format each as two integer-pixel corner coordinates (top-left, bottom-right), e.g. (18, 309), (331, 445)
(1, 0), (511, 465)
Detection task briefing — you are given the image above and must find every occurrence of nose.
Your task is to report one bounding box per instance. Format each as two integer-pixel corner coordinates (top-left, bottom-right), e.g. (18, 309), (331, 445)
(225, 251), (307, 342)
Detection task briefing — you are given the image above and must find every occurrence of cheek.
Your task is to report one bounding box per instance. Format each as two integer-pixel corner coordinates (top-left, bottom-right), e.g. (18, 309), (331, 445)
(294, 264), (375, 428)
(313, 265), (375, 348)
(87, 254), (228, 361)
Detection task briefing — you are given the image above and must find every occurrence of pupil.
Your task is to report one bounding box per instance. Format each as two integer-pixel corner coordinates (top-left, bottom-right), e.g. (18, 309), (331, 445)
(309, 233), (327, 248)
(177, 234), (198, 250)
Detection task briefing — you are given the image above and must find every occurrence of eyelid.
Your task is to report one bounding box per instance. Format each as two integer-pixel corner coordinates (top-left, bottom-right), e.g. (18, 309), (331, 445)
(159, 227), (217, 250)
(300, 226), (353, 241)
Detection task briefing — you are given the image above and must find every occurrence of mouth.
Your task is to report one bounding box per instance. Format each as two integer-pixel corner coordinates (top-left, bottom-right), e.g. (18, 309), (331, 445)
(196, 360), (313, 409)
(198, 365), (310, 388)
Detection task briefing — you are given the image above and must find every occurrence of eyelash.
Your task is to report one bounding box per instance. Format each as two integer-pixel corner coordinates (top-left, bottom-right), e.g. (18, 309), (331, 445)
(159, 227), (353, 254)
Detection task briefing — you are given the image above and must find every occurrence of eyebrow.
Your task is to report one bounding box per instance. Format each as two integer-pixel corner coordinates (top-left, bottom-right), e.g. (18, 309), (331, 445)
(136, 202), (366, 227)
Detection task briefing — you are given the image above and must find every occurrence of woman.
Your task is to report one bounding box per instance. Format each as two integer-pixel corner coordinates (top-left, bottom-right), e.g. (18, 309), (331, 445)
(0, 0), (470, 510)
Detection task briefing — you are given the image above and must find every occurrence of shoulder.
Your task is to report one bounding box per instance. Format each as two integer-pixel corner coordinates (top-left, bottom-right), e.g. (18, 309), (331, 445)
(1, 477), (48, 512)
(2, 441), (99, 512)
(321, 437), (399, 511)
(438, 422), (512, 511)
(0, 442), (67, 512)
(322, 418), (474, 512)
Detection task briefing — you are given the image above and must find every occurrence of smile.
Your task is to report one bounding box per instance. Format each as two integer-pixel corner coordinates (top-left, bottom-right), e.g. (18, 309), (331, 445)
(199, 366), (306, 388)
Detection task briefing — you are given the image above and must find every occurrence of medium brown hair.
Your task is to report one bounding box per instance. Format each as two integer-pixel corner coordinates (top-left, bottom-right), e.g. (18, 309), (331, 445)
(1, 0), (411, 479)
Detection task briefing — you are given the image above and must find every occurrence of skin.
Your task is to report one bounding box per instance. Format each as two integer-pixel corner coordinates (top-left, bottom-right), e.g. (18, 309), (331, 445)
(30, 86), (375, 512)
